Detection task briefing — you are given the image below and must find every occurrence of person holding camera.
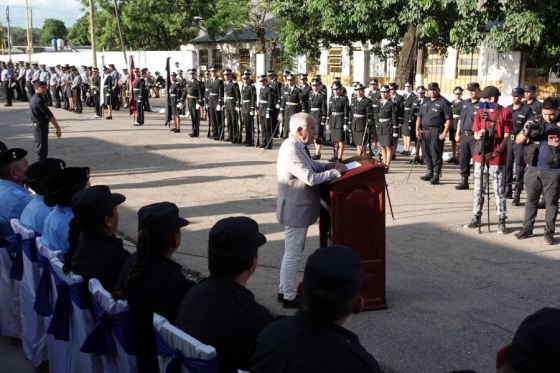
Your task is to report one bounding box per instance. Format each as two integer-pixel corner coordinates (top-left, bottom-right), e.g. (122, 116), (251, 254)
(464, 86), (513, 233)
(514, 97), (560, 245)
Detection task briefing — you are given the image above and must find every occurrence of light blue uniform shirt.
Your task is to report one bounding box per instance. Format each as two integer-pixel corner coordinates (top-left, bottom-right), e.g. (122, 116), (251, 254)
(0, 179), (32, 254)
(20, 194), (53, 235)
(41, 205), (73, 253)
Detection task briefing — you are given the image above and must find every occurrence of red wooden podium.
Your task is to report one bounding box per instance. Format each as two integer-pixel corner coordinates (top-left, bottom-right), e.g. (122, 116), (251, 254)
(319, 159), (387, 311)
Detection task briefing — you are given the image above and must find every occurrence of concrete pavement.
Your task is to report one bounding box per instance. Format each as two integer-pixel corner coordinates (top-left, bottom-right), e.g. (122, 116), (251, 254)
(1, 100), (559, 372)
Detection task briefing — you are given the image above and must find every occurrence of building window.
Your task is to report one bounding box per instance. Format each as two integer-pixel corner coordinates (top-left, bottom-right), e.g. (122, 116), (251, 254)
(212, 49), (222, 70)
(328, 48), (343, 74)
(457, 50), (479, 77)
(198, 49), (208, 70)
(239, 48), (250, 72)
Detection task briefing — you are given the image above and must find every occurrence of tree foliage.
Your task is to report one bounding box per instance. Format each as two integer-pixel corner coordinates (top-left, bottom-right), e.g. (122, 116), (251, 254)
(40, 18), (67, 45)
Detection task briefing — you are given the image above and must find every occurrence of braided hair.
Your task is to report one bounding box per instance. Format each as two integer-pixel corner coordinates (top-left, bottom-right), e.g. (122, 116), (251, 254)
(112, 227), (178, 300)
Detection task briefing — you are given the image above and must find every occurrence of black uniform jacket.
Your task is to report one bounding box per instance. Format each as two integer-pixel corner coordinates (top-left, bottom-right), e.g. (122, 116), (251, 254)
(70, 232), (130, 291)
(175, 276), (274, 373)
(250, 311), (382, 373)
(115, 253), (195, 372)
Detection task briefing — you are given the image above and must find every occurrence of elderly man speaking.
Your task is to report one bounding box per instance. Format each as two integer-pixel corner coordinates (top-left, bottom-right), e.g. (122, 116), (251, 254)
(276, 112), (344, 309)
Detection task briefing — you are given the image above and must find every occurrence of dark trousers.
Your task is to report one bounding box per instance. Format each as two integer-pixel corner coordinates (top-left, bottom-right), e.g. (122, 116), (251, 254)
(16, 80), (27, 101)
(187, 98), (200, 135)
(33, 122), (49, 161)
(136, 98), (144, 124)
(225, 102), (239, 141)
(259, 110), (272, 146)
(505, 138), (525, 192)
(26, 82), (34, 98)
(459, 132), (475, 177)
(73, 88), (82, 111)
(243, 112), (254, 145)
(93, 93), (101, 116)
(208, 107), (223, 140)
(3, 81), (13, 105)
(523, 167), (560, 233)
(422, 127), (444, 172)
(50, 86), (61, 107)
(271, 111), (279, 137)
(282, 106), (300, 138)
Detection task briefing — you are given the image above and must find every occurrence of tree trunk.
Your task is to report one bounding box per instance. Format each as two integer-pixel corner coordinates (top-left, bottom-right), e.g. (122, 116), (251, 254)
(395, 24), (417, 87)
(256, 27), (266, 54)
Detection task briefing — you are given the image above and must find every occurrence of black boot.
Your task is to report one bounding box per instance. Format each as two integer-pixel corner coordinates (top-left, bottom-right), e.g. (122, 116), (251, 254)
(430, 167), (441, 185)
(420, 170), (433, 181)
(455, 176), (469, 190)
(512, 191), (521, 206)
(505, 185), (512, 199)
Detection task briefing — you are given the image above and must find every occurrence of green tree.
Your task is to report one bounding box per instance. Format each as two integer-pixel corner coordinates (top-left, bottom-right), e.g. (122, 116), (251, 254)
(40, 18), (68, 45)
(67, 14), (90, 46)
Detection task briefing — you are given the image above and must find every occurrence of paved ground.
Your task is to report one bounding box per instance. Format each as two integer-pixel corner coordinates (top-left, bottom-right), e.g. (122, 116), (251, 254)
(1, 100), (559, 373)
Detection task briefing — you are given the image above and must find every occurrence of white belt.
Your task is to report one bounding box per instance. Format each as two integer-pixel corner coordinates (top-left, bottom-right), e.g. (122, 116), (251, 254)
(353, 114), (367, 118)
(209, 93), (218, 96)
(259, 101), (268, 104)
(310, 108), (320, 111)
(379, 118), (390, 122)
(453, 114), (460, 118)
(242, 100), (251, 103)
(331, 112), (343, 115)
(187, 95), (198, 99)
(404, 108), (412, 111)
(225, 96), (235, 100)
(286, 102), (299, 106)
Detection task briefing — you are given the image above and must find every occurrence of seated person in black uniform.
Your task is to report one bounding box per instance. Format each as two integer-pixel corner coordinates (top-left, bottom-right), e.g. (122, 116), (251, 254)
(175, 216), (274, 373)
(63, 185), (130, 291)
(114, 202), (195, 372)
(250, 245), (382, 373)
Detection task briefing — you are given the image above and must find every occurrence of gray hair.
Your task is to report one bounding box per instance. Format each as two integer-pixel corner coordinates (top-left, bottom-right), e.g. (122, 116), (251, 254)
(289, 112), (315, 134)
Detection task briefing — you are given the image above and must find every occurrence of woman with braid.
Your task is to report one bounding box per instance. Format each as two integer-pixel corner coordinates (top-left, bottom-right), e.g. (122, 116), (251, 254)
(114, 202), (195, 372)
(63, 185), (129, 291)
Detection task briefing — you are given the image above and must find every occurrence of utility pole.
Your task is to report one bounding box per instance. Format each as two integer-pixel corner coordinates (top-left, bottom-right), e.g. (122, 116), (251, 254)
(6, 6), (12, 60)
(25, 0), (32, 62)
(113, 0), (127, 65)
(89, 0), (98, 67)
(30, 8), (34, 53)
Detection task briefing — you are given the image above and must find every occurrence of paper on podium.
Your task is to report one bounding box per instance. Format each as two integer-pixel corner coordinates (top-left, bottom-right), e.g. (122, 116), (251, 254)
(344, 161), (362, 171)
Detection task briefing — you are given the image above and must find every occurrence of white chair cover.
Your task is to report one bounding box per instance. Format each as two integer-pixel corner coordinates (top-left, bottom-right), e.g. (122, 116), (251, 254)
(36, 241), (102, 373)
(153, 313), (218, 373)
(10, 218), (46, 366)
(85, 278), (138, 373)
(0, 224), (21, 338)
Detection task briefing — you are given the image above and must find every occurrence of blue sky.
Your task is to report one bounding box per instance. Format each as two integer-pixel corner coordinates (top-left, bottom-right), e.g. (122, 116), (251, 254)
(1, 0), (83, 28)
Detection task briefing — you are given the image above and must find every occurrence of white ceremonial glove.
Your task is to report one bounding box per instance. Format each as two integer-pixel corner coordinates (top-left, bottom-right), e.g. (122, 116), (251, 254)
(196, 103), (200, 110)
(235, 106), (240, 112)
(278, 113), (283, 121)
(250, 110), (255, 116)
(176, 103), (182, 109)
(216, 104), (221, 111)
(393, 133), (399, 138)
(343, 124), (348, 131)
(276, 104), (280, 109)
(326, 125), (330, 131)
(86, 92), (90, 97)
(266, 113), (270, 119)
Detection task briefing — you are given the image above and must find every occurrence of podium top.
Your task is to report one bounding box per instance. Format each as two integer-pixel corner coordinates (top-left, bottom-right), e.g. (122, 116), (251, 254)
(330, 159), (385, 185)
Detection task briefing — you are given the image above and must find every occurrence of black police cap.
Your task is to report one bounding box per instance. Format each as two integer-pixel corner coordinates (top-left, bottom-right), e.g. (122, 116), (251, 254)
(508, 307), (560, 371)
(332, 82), (342, 89)
(379, 85), (390, 93)
(512, 87), (525, 97)
(355, 83), (365, 90)
(304, 245), (363, 303)
(0, 148), (27, 166)
(453, 86), (464, 94)
(71, 185), (125, 221)
(388, 82), (398, 90)
(427, 82), (439, 90)
(138, 202), (189, 233)
(209, 216), (267, 262)
(369, 79), (378, 85)
(36, 81), (48, 87)
(26, 158), (66, 182)
(524, 84), (537, 92)
(467, 82), (480, 91)
(46, 167), (90, 193)
(258, 75), (268, 82)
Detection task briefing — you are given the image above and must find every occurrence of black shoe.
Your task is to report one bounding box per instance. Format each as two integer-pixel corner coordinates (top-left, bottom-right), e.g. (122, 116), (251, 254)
(4, 104), (12, 107)
(189, 133), (198, 137)
(544, 232), (554, 245)
(266, 144), (273, 149)
(420, 172), (433, 181)
(329, 156), (338, 162)
(455, 177), (469, 190)
(497, 218), (507, 234)
(259, 144), (266, 148)
(514, 227), (533, 239)
(106, 116), (112, 120)
(244, 143), (253, 147)
(512, 194), (521, 206)
(464, 216), (481, 229)
(311, 154), (321, 160)
(430, 173), (440, 185)
(282, 297), (301, 309)
(277, 293), (284, 303)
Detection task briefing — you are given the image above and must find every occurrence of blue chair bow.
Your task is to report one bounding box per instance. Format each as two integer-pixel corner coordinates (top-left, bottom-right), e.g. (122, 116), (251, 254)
(34, 255), (54, 316)
(154, 331), (218, 373)
(46, 272), (91, 341)
(81, 298), (135, 356)
(9, 233), (25, 281)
